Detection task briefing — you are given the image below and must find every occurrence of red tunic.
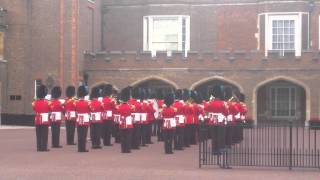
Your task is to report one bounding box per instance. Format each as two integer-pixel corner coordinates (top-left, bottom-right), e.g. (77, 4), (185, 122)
(32, 99), (50, 125)
(64, 98), (76, 121)
(89, 99), (103, 124)
(172, 100), (186, 127)
(49, 99), (64, 125)
(204, 99), (229, 125)
(146, 100), (156, 122)
(140, 101), (149, 125)
(161, 106), (176, 130)
(118, 103), (134, 129)
(238, 102), (248, 122)
(129, 99), (143, 124)
(193, 103), (204, 125)
(102, 96), (116, 121)
(75, 99), (91, 126)
(184, 103), (194, 125)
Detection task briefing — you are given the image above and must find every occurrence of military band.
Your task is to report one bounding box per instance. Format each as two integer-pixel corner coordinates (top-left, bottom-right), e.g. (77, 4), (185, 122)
(32, 83), (247, 156)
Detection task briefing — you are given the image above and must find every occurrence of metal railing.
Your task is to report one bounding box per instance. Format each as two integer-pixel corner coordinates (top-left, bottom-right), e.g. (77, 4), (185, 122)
(199, 121), (320, 170)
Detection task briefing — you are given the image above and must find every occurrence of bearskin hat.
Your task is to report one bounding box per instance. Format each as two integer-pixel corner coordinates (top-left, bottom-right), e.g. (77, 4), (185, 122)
(36, 85), (47, 99)
(77, 85), (87, 98)
(211, 85), (223, 100)
(175, 89), (183, 100)
(156, 89), (164, 100)
(191, 90), (201, 104)
(224, 86), (233, 101)
(66, 86), (75, 98)
(132, 87), (140, 99)
(102, 84), (113, 97)
(51, 86), (62, 99)
(164, 93), (174, 107)
(120, 87), (131, 102)
(90, 87), (100, 99)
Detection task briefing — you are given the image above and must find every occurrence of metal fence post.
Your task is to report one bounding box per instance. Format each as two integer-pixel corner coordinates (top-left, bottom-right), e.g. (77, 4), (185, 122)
(289, 120), (293, 170)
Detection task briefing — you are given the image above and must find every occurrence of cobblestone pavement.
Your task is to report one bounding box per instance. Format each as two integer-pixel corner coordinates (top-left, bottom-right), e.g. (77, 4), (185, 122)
(0, 127), (319, 180)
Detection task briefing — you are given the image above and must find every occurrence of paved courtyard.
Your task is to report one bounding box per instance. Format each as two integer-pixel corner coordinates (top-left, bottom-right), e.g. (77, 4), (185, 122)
(0, 126), (319, 180)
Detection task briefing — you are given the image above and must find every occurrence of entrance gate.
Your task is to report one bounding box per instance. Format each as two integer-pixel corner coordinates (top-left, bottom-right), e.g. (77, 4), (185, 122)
(199, 121), (320, 170)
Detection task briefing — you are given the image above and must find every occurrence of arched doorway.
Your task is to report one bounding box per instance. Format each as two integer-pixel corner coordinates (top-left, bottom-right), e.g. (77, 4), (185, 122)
(191, 77), (242, 101)
(131, 77), (178, 96)
(257, 79), (306, 122)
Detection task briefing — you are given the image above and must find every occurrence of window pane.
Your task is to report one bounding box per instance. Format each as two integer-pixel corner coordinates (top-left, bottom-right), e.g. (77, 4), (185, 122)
(272, 20), (277, 27)
(278, 20), (284, 28)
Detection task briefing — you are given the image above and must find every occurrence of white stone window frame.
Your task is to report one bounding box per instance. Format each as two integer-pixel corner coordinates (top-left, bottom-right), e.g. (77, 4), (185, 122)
(143, 15), (190, 57)
(270, 86), (297, 119)
(265, 12), (303, 57)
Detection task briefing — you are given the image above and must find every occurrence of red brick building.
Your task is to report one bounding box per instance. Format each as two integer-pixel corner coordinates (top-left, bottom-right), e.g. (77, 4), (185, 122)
(0, 0), (320, 125)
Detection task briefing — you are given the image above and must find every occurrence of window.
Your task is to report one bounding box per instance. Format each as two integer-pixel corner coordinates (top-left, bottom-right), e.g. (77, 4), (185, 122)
(143, 15), (190, 57)
(270, 87), (296, 118)
(263, 13), (309, 57)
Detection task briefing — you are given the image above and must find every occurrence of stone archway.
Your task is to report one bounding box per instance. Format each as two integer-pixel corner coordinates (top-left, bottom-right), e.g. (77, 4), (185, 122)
(130, 76), (178, 96)
(190, 76), (243, 100)
(253, 76), (309, 124)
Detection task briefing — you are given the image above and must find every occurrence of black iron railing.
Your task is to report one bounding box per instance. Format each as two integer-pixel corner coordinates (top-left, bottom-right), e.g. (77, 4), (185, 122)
(199, 121), (320, 170)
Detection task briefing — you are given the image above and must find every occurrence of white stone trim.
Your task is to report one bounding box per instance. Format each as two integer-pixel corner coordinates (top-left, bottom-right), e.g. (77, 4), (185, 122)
(130, 76), (179, 89)
(189, 76), (244, 93)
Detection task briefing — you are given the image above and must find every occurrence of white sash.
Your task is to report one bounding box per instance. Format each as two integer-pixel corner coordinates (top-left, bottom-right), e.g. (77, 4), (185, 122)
(235, 113), (241, 120)
(91, 112), (101, 121)
(51, 112), (62, 121)
(40, 113), (49, 122)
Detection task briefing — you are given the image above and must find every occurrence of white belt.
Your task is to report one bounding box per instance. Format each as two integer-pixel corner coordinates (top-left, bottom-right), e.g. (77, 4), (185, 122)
(132, 113), (141, 122)
(91, 112), (102, 121)
(125, 116), (133, 125)
(141, 113), (147, 122)
(176, 115), (185, 124)
(164, 118), (176, 127)
(235, 113), (241, 120)
(114, 114), (120, 123)
(51, 112), (62, 121)
(227, 115), (233, 122)
(40, 113), (49, 122)
(66, 111), (76, 118)
(77, 113), (90, 123)
(208, 113), (225, 123)
(105, 110), (112, 117)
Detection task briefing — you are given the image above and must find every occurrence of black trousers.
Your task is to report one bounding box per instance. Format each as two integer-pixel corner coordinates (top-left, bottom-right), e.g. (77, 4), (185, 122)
(217, 125), (226, 150)
(146, 123), (153, 144)
(113, 124), (121, 143)
(65, 121), (76, 145)
(163, 129), (175, 154)
(210, 125), (220, 154)
(140, 124), (148, 146)
(77, 126), (88, 152)
(190, 124), (198, 145)
(184, 124), (192, 147)
(152, 120), (157, 136)
(157, 120), (163, 141)
(225, 124), (233, 147)
(174, 126), (184, 150)
(120, 128), (133, 153)
(102, 120), (113, 146)
(132, 124), (141, 149)
(36, 125), (49, 151)
(51, 122), (61, 147)
(90, 123), (102, 148)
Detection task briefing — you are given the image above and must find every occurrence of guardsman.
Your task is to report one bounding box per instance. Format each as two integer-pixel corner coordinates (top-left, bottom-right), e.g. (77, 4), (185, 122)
(204, 85), (228, 155)
(145, 88), (155, 144)
(112, 89), (121, 143)
(140, 89), (149, 147)
(64, 86), (77, 145)
(190, 90), (204, 145)
(172, 89), (186, 150)
(32, 85), (50, 152)
(75, 86), (91, 152)
(237, 93), (247, 143)
(101, 84), (116, 146)
(129, 87), (142, 150)
(89, 87), (103, 149)
(118, 87), (134, 153)
(49, 86), (64, 148)
(161, 93), (176, 154)
(155, 89), (164, 141)
(184, 89), (193, 148)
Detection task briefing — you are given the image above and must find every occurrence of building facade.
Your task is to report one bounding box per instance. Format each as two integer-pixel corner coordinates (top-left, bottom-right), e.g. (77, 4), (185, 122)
(0, 0), (320, 125)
